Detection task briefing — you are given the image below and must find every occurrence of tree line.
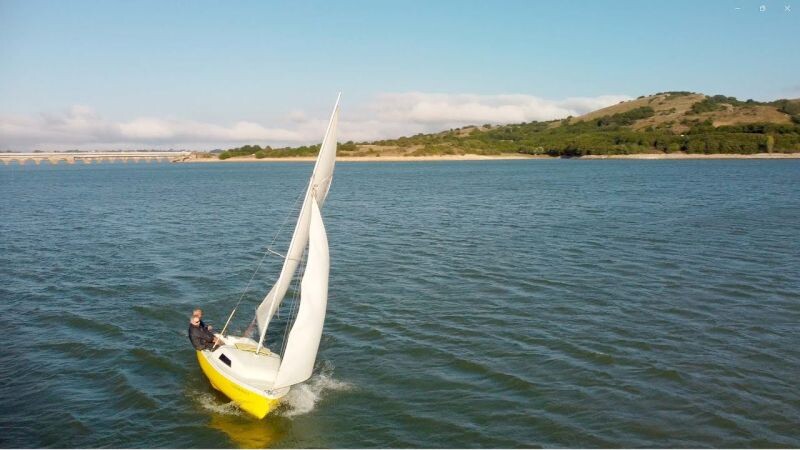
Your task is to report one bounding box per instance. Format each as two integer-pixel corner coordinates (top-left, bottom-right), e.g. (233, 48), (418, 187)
(217, 95), (800, 158)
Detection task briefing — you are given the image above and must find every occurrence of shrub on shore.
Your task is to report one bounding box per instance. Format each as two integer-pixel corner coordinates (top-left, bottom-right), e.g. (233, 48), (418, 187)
(218, 94), (800, 159)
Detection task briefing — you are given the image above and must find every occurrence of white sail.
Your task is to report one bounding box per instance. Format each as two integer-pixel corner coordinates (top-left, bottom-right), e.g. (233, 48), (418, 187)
(309, 94), (339, 209)
(272, 198), (329, 389)
(255, 94), (339, 348)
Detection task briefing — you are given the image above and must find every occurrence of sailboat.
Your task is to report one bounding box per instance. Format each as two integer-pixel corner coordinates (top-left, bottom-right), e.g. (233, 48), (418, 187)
(195, 94), (340, 419)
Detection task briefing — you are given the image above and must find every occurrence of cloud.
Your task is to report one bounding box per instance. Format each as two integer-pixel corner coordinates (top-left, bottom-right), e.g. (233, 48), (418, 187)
(0, 106), (308, 150)
(118, 118), (304, 142)
(0, 92), (630, 150)
(370, 92), (630, 126)
(338, 92), (631, 142)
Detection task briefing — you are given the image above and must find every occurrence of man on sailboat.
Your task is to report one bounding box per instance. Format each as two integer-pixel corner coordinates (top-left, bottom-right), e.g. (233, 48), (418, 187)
(188, 315), (221, 350)
(193, 308), (212, 331)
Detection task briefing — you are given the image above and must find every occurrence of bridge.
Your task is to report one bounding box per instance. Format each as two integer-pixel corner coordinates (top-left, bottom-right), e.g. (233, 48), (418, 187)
(0, 151), (193, 165)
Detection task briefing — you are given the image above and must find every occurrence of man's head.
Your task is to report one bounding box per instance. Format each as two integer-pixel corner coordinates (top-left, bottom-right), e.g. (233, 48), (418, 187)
(193, 308), (203, 319)
(190, 316), (201, 327)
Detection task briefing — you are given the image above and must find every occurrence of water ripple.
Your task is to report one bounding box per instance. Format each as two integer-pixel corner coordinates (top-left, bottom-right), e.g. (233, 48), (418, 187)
(1, 160), (799, 447)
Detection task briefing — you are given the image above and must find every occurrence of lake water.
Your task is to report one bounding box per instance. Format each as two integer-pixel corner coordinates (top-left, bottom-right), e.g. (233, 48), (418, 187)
(1, 160), (799, 448)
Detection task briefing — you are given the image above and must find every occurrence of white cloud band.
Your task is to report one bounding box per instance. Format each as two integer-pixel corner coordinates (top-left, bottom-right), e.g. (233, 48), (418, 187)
(0, 92), (630, 150)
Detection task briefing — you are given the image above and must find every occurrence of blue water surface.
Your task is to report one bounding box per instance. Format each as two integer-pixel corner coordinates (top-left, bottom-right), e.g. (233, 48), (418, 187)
(1, 159), (799, 448)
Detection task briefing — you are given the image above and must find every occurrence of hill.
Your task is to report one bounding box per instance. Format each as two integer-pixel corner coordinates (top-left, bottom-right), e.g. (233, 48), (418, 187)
(217, 92), (800, 159)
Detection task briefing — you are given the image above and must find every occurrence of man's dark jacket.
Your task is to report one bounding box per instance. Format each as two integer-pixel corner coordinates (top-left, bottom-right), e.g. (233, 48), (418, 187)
(188, 324), (216, 350)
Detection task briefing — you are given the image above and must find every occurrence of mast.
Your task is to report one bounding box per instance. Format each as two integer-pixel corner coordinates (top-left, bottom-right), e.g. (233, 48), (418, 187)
(254, 93), (340, 353)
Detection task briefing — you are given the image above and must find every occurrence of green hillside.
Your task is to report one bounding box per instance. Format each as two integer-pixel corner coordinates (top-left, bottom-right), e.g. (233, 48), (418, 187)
(218, 92), (800, 159)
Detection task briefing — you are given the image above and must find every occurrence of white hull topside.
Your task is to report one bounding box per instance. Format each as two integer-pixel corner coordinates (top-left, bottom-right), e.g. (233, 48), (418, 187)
(203, 335), (291, 399)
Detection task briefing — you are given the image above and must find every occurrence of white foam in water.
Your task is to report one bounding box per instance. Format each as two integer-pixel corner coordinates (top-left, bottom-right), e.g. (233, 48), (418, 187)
(193, 362), (351, 418)
(195, 391), (245, 417)
(280, 361), (352, 417)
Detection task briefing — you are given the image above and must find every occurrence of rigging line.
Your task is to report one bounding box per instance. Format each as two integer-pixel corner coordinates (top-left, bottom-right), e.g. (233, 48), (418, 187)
(267, 181), (309, 255)
(256, 179), (313, 341)
(220, 179), (309, 337)
(281, 248), (306, 354)
(219, 242), (272, 336)
(280, 246), (306, 356)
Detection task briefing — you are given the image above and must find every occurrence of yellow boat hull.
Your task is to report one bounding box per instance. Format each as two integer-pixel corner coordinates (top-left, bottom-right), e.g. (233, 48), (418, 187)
(196, 350), (282, 419)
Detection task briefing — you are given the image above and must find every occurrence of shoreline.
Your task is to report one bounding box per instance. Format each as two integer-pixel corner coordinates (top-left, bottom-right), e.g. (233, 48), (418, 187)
(182, 154), (545, 163)
(580, 153), (800, 160)
(3, 152), (798, 166)
(181, 152), (800, 163)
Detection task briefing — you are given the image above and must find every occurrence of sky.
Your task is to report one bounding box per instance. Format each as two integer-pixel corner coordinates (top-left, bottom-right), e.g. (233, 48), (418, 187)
(1, 0), (798, 150)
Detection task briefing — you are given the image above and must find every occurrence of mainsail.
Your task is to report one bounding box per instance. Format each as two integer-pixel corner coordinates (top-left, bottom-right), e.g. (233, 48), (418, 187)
(272, 198), (329, 388)
(254, 93), (340, 351)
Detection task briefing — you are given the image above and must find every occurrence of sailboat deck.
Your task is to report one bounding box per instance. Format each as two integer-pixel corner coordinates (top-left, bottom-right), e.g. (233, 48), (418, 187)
(234, 342), (272, 356)
(206, 339), (282, 391)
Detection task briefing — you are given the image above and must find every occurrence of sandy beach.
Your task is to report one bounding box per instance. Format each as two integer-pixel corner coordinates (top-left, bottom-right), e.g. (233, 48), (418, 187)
(180, 152), (800, 163)
(580, 153), (800, 160)
(181, 153), (545, 163)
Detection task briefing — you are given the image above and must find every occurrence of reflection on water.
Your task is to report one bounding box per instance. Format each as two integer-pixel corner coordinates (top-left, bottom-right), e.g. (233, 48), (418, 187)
(208, 414), (287, 449)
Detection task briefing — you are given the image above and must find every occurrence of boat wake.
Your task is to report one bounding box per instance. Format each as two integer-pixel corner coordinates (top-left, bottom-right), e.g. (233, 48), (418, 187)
(279, 362), (352, 417)
(193, 362), (351, 418)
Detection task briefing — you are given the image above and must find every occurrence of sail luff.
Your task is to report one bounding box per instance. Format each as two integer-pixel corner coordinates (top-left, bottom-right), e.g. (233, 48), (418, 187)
(254, 94), (340, 349)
